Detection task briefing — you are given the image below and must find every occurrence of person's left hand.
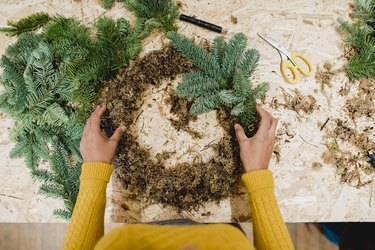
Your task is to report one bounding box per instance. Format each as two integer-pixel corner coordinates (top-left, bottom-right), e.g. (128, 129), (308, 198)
(80, 104), (125, 164)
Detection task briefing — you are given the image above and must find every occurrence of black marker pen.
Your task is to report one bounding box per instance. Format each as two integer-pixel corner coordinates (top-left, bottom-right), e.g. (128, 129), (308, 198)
(179, 14), (222, 33)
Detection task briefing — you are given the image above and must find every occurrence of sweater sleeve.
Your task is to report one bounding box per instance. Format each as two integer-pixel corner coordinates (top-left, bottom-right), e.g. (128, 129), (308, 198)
(242, 170), (294, 250)
(63, 162), (113, 250)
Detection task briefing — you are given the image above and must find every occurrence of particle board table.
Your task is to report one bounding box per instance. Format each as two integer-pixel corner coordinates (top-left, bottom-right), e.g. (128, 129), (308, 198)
(0, 0), (374, 223)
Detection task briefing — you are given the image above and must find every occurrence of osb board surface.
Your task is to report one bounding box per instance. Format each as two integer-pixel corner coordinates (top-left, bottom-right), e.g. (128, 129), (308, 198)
(0, 0), (373, 223)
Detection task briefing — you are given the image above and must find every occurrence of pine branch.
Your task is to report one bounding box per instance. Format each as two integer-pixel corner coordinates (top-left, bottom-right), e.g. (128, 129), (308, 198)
(170, 32), (268, 135)
(0, 12), (51, 36)
(338, 0), (375, 79)
(210, 36), (227, 66)
(125, 0), (179, 32)
(53, 209), (72, 220)
(190, 93), (223, 116)
(101, 0), (113, 9)
(176, 72), (220, 98)
(168, 32), (221, 79)
(221, 33), (247, 79)
(34, 141), (81, 220)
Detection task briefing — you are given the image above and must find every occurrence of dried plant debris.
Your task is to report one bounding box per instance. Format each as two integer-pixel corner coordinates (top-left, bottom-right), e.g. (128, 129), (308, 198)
(98, 46), (243, 211)
(271, 88), (318, 119)
(273, 143), (281, 164)
(273, 122), (296, 164)
(230, 15), (238, 24)
(345, 78), (374, 120)
(312, 162), (323, 170)
(276, 122), (296, 143)
(315, 62), (335, 92)
(322, 119), (374, 187)
(282, 89), (318, 116)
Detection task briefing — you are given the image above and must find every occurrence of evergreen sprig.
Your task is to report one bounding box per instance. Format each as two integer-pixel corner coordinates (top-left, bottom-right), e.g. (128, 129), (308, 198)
(338, 0), (375, 79)
(125, 0), (179, 32)
(168, 32), (268, 136)
(0, 12), (51, 36)
(31, 140), (81, 220)
(101, 0), (114, 9)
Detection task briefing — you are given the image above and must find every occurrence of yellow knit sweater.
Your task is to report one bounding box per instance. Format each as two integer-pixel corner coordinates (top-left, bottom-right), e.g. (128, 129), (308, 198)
(63, 162), (294, 250)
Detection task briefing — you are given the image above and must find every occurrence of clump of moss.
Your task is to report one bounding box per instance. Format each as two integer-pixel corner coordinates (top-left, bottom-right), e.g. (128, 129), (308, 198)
(98, 46), (243, 211)
(345, 78), (374, 120)
(165, 90), (202, 139)
(315, 62), (335, 92)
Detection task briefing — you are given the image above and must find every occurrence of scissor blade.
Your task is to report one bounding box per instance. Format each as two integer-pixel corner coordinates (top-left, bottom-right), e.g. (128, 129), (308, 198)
(257, 33), (289, 56)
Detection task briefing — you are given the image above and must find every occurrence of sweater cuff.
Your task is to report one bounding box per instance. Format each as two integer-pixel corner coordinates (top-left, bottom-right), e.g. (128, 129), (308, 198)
(241, 169), (274, 193)
(80, 162), (113, 182)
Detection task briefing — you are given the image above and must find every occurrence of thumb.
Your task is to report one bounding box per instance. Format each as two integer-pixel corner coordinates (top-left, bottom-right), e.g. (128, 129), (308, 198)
(110, 126), (125, 143)
(234, 123), (248, 143)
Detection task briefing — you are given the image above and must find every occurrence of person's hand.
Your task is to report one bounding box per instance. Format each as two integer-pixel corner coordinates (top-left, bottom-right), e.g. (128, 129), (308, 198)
(234, 106), (278, 173)
(80, 104), (125, 164)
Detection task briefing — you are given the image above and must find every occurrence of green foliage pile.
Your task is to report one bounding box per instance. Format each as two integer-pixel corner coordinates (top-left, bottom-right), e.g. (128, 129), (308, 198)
(0, 0), (179, 219)
(167, 32), (268, 136)
(339, 0), (375, 79)
(0, 14), (137, 219)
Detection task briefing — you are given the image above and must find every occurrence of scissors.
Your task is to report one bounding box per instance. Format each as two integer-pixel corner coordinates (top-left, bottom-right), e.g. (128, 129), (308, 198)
(257, 33), (313, 84)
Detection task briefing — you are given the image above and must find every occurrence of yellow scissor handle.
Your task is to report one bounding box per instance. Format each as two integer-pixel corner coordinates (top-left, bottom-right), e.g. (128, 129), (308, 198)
(280, 52), (313, 84)
(280, 59), (300, 84)
(291, 52), (313, 77)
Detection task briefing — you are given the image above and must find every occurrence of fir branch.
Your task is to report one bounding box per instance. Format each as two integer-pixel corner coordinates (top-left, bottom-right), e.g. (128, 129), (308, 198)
(53, 209), (72, 220)
(190, 93), (223, 116)
(125, 0), (179, 32)
(176, 72), (220, 98)
(168, 32), (221, 79)
(221, 33), (247, 79)
(101, 0), (114, 9)
(33, 141), (81, 220)
(170, 32), (268, 135)
(0, 12), (51, 36)
(338, 0), (375, 79)
(210, 36), (227, 66)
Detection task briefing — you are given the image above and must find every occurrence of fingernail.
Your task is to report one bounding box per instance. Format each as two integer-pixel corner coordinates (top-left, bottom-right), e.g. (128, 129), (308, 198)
(234, 124), (239, 129)
(121, 126), (126, 132)
(96, 105), (100, 109)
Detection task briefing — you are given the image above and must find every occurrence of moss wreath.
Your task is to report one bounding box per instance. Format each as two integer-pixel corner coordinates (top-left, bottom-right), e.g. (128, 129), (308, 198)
(98, 45), (244, 211)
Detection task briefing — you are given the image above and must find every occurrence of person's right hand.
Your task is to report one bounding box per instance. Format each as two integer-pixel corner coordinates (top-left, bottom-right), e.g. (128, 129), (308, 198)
(234, 106), (278, 173)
